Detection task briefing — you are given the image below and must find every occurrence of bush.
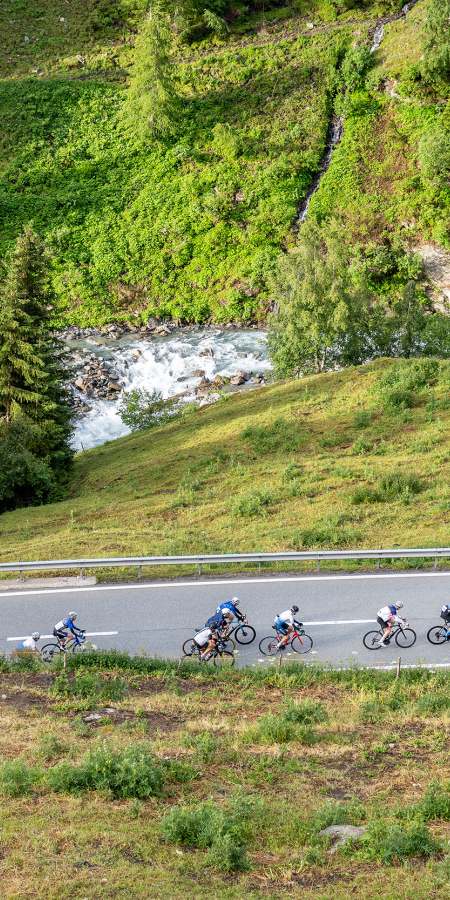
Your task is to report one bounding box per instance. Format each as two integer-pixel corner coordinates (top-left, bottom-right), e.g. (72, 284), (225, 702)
(377, 360), (439, 412)
(161, 798), (250, 871)
(290, 523), (363, 549)
(118, 389), (178, 432)
(46, 741), (164, 799)
(246, 700), (327, 745)
(232, 487), (273, 517)
(417, 783), (450, 821)
(359, 821), (441, 864)
(241, 418), (305, 453)
(354, 410), (372, 429)
(415, 692), (450, 715)
(351, 472), (422, 505)
(0, 759), (40, 796)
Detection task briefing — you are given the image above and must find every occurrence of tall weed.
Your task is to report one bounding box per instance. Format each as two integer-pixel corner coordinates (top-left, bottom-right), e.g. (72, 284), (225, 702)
(46, 741), (164, 799)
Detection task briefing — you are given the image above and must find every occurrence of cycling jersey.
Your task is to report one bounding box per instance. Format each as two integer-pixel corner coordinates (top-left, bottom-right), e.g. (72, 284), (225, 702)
(194, 627), (215, 647)
(377, 605), (401, 624)
(17, 637), (37, 652)
(277, 609), (296, 627)
(205, 612), (225, 630)
(216, 601), (245, 622)
(54, 617), (82, 634)
(441, 605), (450, 621)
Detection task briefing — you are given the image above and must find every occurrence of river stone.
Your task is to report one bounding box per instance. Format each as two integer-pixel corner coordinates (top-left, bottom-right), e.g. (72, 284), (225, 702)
(319, 825), (366, 846)
(108, 382), (121, 392)
(199, 348), (214, 357)
(187, 369), (205, 377)
(75, 377), (85, 389)
(236, 352), (247, 358)
(230, 375), (245, 385)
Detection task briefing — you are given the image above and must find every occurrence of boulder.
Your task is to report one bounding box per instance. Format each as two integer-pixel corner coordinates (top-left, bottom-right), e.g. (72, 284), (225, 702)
(74, 377), (85, 390)
(319, 825), (366, 854)
(236, 352), (247, 358)
(230, 375), (245, 385)
(108, 382), (121, 392)
(199, 348), (214, 357)
(187, 369), (205, 377)
(132, 349), (141, 359)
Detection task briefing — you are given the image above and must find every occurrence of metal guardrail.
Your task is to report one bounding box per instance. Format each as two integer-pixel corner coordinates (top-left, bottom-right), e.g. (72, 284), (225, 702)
(2, 547), (450, 581)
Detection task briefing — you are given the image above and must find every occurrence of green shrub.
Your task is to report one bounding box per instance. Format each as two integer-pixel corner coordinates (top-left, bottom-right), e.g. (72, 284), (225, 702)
(358, 821), (441, 864)
(0, 759), (40, 796)
(351, 472), (422, 505)
(291, 523), (363, 549)
(181, 731), (218, 761)
(50, 672), (101, 701)
(354, 410), (372, 429)
(246, 700), (326, 745)
(415, 692), (450, 715)
(38, 733), (67, 761)
(232, 487), (273, 517)
(100, 677), (127, 702)
(417, 784), (450, 821)
(241, 418), (305, 453)
(161, 799), (250, 871)
(46, 741), (164, 798)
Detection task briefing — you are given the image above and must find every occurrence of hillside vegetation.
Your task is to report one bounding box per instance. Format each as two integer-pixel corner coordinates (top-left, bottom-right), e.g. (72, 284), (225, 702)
(2, 653), (450, 898)
(1, 0), (447, 326)
(2, 357), (450, 575)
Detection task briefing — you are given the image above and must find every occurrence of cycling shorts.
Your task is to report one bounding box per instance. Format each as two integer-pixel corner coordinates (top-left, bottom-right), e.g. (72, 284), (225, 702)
(276, 617), (290, 634)
(377, 616), (389, 628)
(53, 628), (67, 640)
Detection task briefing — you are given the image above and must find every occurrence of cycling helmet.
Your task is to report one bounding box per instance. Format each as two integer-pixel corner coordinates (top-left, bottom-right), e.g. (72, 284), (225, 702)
(395, 602), (403, 610)
(291, 605), (299, 614)
(32, 632), (40, 641)
(231, 597), (240, 605)
(69, 612), (77, 619)
(210, 622), (218, 631)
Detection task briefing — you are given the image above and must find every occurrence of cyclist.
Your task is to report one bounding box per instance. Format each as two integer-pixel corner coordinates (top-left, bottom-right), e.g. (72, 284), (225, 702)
(376, 602), (408, 646)
(193, 621), (219, 660)
(17, 632), (41, 654)
(53, 612), (85, 648)
(215, 597), (248, 635)
(274, 605), (301, 649)
(440, 604), (450, 639)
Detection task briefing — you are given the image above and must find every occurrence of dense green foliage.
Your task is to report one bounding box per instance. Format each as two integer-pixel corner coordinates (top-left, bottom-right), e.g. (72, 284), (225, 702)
(0, 228), (73, 512)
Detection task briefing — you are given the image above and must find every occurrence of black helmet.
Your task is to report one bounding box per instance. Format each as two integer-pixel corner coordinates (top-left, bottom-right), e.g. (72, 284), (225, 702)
(210, 622), (218, 631)
(291, 605), (299, 614)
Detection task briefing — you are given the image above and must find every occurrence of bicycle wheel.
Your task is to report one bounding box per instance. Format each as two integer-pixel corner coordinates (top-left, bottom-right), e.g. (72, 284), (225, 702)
(213, 650), (235, 668)
(427, 624), (448, 645)
(259, 636), (279, 656)
(395, 628), (416, 649)
(220, 637), (236, 652)
(363, 630), (383, 650)
(291, 633), (313, 654)
(41, 643), (60, 663)
(234, 625), (256, 645)
(182, 638), (196, 655)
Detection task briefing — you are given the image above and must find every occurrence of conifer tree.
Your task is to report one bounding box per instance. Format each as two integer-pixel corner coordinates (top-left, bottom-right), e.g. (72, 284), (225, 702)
(123, 1), (178, 138)
(0, 226), (73, 509)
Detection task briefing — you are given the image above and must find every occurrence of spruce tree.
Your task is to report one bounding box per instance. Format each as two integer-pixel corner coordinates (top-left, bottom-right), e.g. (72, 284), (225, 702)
(123, 1), (178, 139)
(0, 226), (73, 508)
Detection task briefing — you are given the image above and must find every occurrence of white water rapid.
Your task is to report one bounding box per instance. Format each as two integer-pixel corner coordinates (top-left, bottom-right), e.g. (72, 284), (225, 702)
(71, 328), (269, 451)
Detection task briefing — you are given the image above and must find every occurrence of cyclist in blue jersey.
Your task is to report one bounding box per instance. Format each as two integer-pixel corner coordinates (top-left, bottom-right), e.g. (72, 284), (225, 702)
(275, 606), (301, 649)
(215, 597), (248, 635)
(53, 612), (85, 647)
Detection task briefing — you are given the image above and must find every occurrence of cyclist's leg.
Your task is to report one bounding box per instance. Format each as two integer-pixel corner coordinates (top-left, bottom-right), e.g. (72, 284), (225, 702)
(277, 624), (291, 647)
(376, 616), (390, 643)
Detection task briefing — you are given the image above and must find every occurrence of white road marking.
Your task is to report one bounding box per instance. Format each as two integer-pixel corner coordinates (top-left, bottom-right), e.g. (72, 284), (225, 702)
(304, 619), (375, 625)
(7, 631), (118, 641)
(0, 570), (450, 599)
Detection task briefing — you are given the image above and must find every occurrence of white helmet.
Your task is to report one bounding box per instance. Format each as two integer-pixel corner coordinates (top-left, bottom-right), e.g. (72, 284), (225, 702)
(69, 612), (77, 619)
(231, 597), (240, 605)
(395, 602), (403, 610)
(32, 632), (40, 640)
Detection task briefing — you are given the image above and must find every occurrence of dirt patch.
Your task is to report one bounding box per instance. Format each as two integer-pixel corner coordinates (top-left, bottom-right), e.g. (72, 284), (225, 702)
(81, 706), (183, 732)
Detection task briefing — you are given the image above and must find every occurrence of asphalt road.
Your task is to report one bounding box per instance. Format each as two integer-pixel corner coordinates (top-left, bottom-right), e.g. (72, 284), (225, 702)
(2, 570), (450, 667)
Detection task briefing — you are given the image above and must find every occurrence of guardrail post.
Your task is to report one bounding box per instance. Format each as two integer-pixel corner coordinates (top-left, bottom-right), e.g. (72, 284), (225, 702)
(138, 565), (142, 580)
(317, 559), (321, 572)
(377, 545), (382, 570)
(199, 563), (202, 575)
(79, 568), (83, 579)
(18, 558), (24, 582)
(434, 557), (438, 570)
(258, 562), (261, 574)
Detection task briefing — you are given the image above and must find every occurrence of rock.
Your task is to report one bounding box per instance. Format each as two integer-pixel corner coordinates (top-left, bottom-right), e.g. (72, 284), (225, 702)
(187, 369), (205, 377)
(74, 377), (85, 389)
(230, 375), (245, 385)
(177, 376), (187, 382)
(132, 349), (141, 358)
(319, 825), (366, 853)
(108, 382), (121, 392)
(108, 374), (119, 381)
(199, 348), (214, 357)
(306, 22), (314, 28)
(214, 375), (224, 385)
(24, 35), (30, 43)
(76, 54), (85, 64)
(236, 352), (247, 358)
(415, 243), (450, 310)
(236, 370), (252, 381)
(107, 325), (118, 333)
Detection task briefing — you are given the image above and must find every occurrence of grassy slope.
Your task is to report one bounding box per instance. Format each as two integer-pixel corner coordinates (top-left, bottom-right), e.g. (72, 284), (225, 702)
(3, 657), (450, 899)
(0, 0), (432, 326)
(2, 357), (450, 575)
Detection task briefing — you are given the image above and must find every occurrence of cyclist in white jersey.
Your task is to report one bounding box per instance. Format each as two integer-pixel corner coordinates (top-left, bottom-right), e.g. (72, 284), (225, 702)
(376, 602), (408, 646)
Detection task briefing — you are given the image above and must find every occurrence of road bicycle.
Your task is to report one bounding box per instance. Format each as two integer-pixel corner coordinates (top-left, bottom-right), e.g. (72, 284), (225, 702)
(427, 623), (450, 645)
(41, 632), (88, 663)
(259, 622), (313, 656)
(226, 619), (256, 645)
(182, 637), (235, 668)
(363, 621), (416, 650)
